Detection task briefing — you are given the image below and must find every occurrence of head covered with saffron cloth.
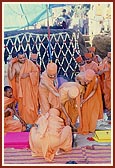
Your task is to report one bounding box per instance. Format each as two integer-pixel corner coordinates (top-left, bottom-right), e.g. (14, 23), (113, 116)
(68, 86), (79, 99)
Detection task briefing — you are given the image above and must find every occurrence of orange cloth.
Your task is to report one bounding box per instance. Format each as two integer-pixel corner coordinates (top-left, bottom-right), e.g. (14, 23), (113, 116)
(103, 62), (111, 110)
(9, 77), (18, 101)
(85, 69), (95, 81)
(9, 59), (39, 124)
(4, 96), (23, 134)
(46, 62), (57, 75)
(84, 53), (92, 58)
(88, 47), (95, 52)
(18, 59), (39, 124)
(76, 55), (83, 63)
(29, 108), (72, 162)
(80, 61), (98, 73)
(4, 96), (15, 110)
(98, 60), (111, 110)
(77, 76), (103, 135)
(59, 82), (84, 126)
(8, 58), (18, 100)
(39, 70), (60, 115)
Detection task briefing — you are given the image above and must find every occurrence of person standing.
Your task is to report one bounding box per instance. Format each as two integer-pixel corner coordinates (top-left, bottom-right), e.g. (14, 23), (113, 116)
(98, 52), (111, 112)
(77, 69), (103, 135)
(80, 53), (99, 73)
(61, 9), (71, 29)
(83, 14), (89, 35)
(58, 83), (81, 129)
(30, 53), (41, 83)
(8, 51), (39, 124)
(79, 14), (84, 34)
(39, 62), (60, 115)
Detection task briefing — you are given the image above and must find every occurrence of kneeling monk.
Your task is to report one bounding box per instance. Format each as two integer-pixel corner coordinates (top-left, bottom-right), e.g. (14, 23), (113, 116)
(29, 108), (72, 162)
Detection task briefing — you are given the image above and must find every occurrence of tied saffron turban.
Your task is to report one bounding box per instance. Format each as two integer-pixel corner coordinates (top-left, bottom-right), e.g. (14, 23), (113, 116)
(76, 55), (83, 63)
(30, 53), (38, 59)
(68, 86), (79, 99)
(85, 53), (92, 59)
(107, 52), (111, 58)
(47, 62), (57, 75)
(88, 47), (95, 52)
(85, 69), (95, 81)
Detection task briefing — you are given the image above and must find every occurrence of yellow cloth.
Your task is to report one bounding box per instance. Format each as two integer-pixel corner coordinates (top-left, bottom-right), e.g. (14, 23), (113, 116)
(93, 130), (111, 142)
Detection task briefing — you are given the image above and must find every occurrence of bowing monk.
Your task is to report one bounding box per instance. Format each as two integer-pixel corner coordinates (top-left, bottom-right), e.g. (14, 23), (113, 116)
(39, 62), (60, 115)
(8, 51), (39, 124)
(58, 82), (84, 129)
(4, 86), (26, 134)
(77, 69), (103, 135)
(29, 108), (72, 162)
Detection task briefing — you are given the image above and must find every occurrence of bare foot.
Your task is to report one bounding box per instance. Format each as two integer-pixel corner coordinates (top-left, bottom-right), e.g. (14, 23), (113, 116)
(55, 149), (65, 155)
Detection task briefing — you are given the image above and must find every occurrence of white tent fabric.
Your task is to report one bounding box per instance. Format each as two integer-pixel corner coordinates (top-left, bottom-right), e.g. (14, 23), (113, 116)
(3, 3), (68, 31)
(4, 4), (51, 31)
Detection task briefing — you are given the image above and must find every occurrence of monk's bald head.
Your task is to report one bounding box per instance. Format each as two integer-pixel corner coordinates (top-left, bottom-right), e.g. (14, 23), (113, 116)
(46, 62), (57, 79)
(17, 51), (26, 64)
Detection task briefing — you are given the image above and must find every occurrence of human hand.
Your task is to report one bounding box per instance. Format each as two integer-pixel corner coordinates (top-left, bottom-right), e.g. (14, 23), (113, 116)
(65, 117), (71, 126)
(5, 108), (14, 113)
(4, 108), (14, 117)
(11, 57), (18, 63)
(21, 73), (29, 79)
(54, 92), (60, 97)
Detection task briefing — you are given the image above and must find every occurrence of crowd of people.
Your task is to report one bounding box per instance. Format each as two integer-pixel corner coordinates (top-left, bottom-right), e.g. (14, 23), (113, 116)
(53, 8), (89, 35)
(52, 4), (111, 36)
(4, 46), (111, 161)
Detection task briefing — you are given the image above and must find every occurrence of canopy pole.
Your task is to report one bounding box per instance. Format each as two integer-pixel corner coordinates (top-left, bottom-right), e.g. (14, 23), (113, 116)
(46, 4), (52, 62)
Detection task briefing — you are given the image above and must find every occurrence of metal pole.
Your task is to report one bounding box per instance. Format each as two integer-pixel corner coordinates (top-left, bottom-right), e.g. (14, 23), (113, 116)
(46, 4), (52, 62)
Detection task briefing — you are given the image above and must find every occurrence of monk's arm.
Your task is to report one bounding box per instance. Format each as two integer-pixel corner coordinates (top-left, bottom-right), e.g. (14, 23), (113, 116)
(81, 77), (98, 105)
(41, 80), (59, 97)
(61, 104), (71, 125)
(8, 62), (16, 80)
(4, 108), (14, 117)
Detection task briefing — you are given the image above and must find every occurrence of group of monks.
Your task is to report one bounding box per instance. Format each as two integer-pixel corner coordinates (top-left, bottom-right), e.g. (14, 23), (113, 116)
(4, 47), (111, 162)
